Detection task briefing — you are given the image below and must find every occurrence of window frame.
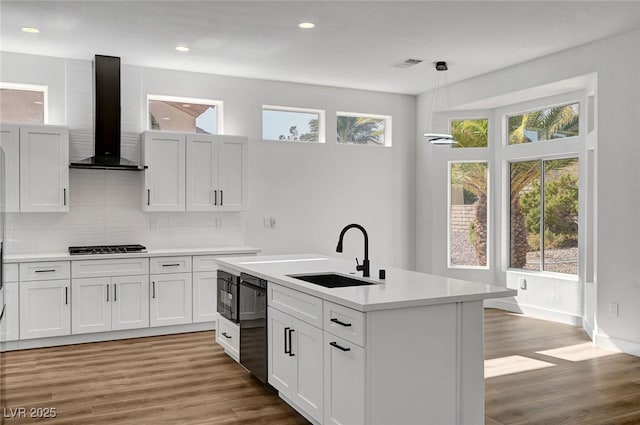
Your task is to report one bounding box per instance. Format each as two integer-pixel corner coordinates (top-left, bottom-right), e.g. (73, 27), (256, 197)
(261, 104), (326, 143)
(447, 160), (491, 270)
(0, 82), (49, 124)
(146, 94), (224, 134)
(336, 111), (392, 147)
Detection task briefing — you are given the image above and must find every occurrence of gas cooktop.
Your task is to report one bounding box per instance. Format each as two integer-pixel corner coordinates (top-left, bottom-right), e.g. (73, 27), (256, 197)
(68, 244), (147, 255)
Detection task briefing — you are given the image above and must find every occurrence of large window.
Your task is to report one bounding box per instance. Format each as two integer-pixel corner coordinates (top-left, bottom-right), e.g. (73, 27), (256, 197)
(509, 158), (579, 275)
(0, 83), (47, 124)
(449, 162), (488, 267)
(262, 105), (324, 143)
(508, 102), (579, 144)
(148, 95), (222, 134)
(336, 112), (391, 146)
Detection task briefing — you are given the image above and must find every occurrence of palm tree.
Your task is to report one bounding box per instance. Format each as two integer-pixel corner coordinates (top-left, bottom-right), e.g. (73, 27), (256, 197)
(337, 116), (384, 144)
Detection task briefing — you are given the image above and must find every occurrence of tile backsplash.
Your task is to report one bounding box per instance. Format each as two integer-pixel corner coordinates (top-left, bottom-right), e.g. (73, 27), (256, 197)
(5, 169), (245, 255)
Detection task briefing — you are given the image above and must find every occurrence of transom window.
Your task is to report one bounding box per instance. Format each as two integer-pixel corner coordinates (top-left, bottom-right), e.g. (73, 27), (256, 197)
(147, 95), (222, 134)
(336, 112), (392, 146)
(450, 118), (488, 148)
(508, 102), (579, 144)
(262, 105), (325, 143)
(0, 82), (47, 124)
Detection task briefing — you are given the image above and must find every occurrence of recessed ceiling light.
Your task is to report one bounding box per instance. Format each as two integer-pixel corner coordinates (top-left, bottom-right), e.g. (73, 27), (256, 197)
(22, 27), (39, 34)
(298, 22), (315, 29)
(175, 46), (190, 52)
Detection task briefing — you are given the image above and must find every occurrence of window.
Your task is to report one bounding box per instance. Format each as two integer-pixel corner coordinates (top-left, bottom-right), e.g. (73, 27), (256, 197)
(450, 118), (488, 148)
(262, 105), (324, 142)
(147, 95), (222, 134)
(508, 102), (579, 144)
(336, 112), (391, 146)
(509, 157), (579, 275)
(0, 82), (47, 124)
(449, 162), (488, 267)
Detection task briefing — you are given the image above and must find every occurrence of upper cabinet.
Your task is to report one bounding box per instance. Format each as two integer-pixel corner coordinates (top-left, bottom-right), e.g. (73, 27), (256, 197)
(0, 124), (69, 213)
(143, 131), (248, 212)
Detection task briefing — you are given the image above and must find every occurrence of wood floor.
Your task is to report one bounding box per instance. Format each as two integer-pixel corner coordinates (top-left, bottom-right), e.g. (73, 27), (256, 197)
(2, 309), (640, 424)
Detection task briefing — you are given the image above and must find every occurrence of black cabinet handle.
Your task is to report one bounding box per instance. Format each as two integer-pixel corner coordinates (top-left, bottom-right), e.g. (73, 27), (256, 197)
(114, 283), (117, 301)
(65, 287), (68, 305)
(147, 189), (151, 206)
(288, 329), (295, 357)
(214, 190), (218, 206)
(63, 188), (67, 206)
(220, 190), (224, 206)
(331, 317), (352, 327)
(35, 269), (56, 273)
(152, 281), (156, 299)
(106, 284), (109, 302)
(284, 327), (290, 354)
(161, 263), (181, 267)
(330, 341), (351, 352)
(221, 332), (232, 339)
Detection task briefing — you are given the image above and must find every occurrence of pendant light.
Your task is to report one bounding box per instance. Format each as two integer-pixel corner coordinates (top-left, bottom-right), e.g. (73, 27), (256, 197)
(424, 61), (457, 145)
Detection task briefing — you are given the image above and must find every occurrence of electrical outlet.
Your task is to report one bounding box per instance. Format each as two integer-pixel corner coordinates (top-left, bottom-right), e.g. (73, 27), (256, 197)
(518, 277), (527, 290)
(609, 302), (619, 317)
(263, 217), (276, 228)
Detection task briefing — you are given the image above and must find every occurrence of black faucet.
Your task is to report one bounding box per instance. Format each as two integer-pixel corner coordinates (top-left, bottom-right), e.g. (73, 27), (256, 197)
(336, 224), (370, 278)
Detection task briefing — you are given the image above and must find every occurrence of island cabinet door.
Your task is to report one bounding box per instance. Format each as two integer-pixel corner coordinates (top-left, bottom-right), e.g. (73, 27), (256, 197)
(290, 317), (324, 423)
(268, 306), (295, 394)
(112, 275), (150, 331)
(324, 334), (366, 425)
(71, 277), (111, 334)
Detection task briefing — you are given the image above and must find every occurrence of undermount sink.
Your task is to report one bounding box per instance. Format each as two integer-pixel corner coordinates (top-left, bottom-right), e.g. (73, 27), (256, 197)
(288, 273), (376, 288)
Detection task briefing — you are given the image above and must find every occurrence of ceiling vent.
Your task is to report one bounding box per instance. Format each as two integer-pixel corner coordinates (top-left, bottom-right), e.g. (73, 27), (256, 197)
(392, 58), (424, 69)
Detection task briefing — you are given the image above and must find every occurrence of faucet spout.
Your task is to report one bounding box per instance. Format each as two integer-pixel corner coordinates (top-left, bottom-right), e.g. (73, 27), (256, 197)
(336, 224), (370, 277)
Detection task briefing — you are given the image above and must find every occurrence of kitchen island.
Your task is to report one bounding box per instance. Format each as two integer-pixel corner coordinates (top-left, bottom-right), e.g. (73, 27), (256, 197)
(216, 254), (516, 425)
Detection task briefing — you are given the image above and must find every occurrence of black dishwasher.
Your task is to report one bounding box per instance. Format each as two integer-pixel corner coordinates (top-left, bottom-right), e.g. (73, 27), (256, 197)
(239, 273), (268, 384)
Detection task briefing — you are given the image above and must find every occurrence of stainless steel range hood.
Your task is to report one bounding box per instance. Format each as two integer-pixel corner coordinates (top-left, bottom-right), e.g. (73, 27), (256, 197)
(69, 55), (145, 171)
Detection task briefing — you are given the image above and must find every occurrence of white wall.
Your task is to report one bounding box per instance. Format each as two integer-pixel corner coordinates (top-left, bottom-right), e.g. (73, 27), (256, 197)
(416, 30), (640, 351)
(1, 52), (416, 269)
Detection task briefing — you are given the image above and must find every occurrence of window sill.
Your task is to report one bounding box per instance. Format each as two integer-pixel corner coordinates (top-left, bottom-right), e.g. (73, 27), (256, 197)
(505, 268), (580, 282)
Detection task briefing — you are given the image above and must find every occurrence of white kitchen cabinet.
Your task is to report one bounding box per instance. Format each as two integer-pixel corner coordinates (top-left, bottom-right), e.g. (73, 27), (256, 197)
(72, 275), (150, 334)
(186, 134), (248, 212)
(324, 334), (366, 425)
(20, 279), (71, 340)
(143, 131), (185, 211)
(1, 263), (20, 342)
(19, 125), (69, 212)
(150, 272), (192, 327)
(0, 124), (20, 212)
(268, 306), (323, 423)
(192, 271), (218, 323)
(216, 314), (239, 361)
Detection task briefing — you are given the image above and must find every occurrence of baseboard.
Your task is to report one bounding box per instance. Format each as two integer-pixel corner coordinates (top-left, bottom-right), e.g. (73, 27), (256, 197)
(594, 334), (640, 357)
(1, 321), (216, 351)
(582, 316), (595, 340)
(484, 298), (583, 326)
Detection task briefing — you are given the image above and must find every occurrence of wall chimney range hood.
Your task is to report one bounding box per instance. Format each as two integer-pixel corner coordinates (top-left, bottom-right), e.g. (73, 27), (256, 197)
(69, 55), (145, 170)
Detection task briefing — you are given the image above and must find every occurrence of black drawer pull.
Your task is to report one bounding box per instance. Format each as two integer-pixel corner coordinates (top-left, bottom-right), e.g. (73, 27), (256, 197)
(221, 332), (232, 339)
(161, 263), (181, 267)
(284, 327), (291, 354)
(35, 269), (56, 273)
(330, 341), (351, 352)
(331, 317), (352, 327)
(288, 328), (295, 357)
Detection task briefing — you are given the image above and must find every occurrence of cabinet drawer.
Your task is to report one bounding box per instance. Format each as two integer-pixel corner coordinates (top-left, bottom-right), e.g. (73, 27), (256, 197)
(20, 261), (70, 281)
(324, 301), (366, 347)
(216, 314), (239, 361)
(150, 256), (192, 274)
(192, 255), (219, 272)
(268, 283), (323, 328)
(4, 263), (18, 282)
(72, 258), (149, 278)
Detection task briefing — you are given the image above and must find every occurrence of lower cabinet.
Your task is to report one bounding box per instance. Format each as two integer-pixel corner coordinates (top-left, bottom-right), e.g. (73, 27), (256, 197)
(192, 271), (217, 323)
(1, 281), (20, 342)
(72, 275), (150, 334)
(20, 279), (71, 340)
(150, 272), (193, 327)
(268, 306), (323, 423)
(216, 314), (240, 361)
(323, 334), (366, 425)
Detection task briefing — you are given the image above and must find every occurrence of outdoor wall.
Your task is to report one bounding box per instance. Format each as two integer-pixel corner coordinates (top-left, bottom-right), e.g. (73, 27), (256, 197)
(0, 51), (416, 269)
(416, 29), (640, 353)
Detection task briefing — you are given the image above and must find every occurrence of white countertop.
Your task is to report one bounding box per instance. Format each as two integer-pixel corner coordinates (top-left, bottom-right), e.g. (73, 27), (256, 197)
(4, 246), (261, 263)
(216, 253), (516, 312)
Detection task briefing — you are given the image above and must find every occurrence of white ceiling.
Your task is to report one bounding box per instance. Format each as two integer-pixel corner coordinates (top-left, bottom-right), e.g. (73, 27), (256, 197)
(1, 1), (639, 95)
